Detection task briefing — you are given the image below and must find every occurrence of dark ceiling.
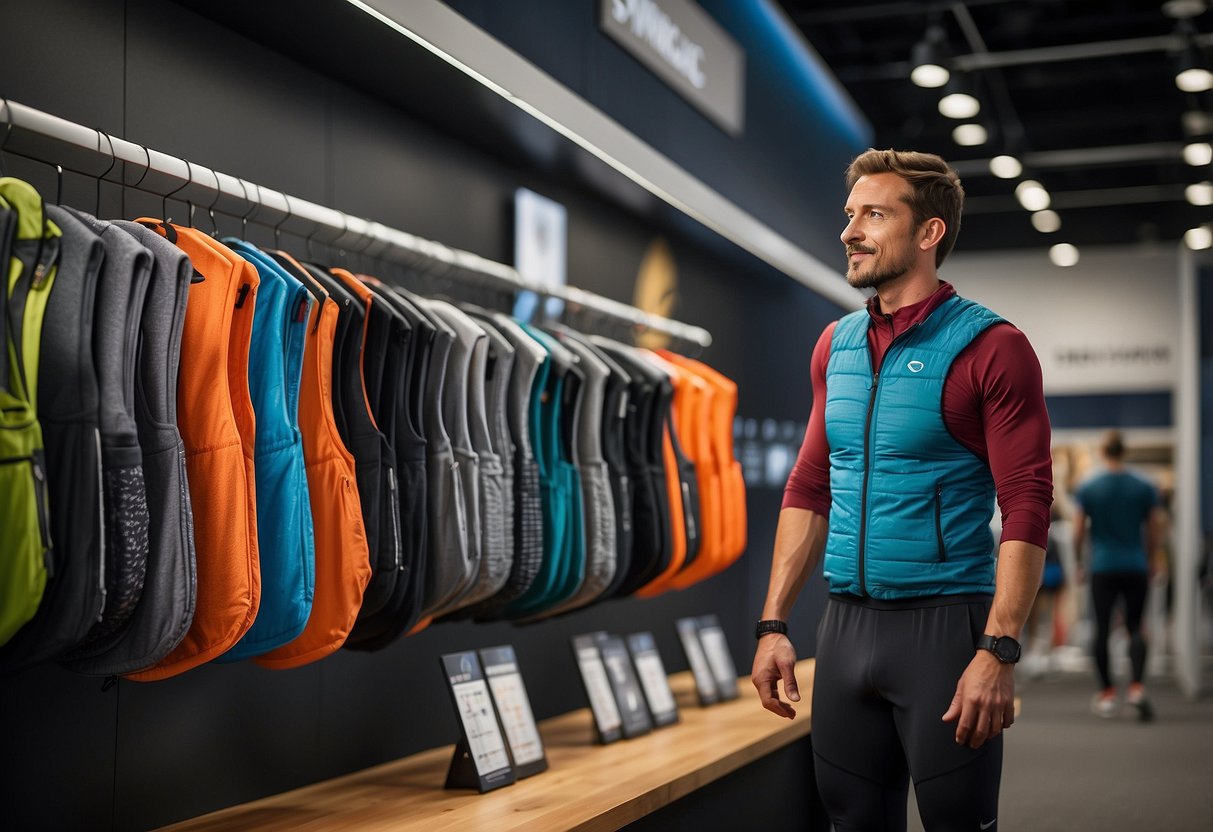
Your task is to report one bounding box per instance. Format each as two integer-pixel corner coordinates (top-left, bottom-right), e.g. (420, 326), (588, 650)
(776, 0), (1213, 253)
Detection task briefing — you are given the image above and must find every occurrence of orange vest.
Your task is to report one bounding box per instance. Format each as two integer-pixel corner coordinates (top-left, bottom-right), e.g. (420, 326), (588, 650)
(255, 252), (371, 669)
(644, 352), (723, 592)
(126, 223), (260, 681)
(659, 352), (746, 580)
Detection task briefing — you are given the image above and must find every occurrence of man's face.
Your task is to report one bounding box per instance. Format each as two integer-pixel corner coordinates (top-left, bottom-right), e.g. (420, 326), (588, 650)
(840, 173), (921, 290)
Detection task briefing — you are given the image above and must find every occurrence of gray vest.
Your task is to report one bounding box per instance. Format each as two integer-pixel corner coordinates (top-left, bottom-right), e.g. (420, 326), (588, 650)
(424, 300), (493, 616)
(62, 219), (197, 674)
(64, 209), (153, 648)
(462, 311), (545, 620)
(408, 297), (471, 616)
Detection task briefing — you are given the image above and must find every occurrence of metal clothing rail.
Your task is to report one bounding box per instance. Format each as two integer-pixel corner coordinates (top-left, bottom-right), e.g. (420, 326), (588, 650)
(0, 98), (712, 348)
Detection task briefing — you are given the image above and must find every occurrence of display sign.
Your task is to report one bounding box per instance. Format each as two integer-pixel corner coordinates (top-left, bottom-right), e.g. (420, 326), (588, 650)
(697, 614), (740, 700)
(597, 633), (653, 738)
(512, 187), (567, 322)
(675, 616), (719, 706)
(599, 0), (745, 135)
(572, 633), (624, 744)
(627, 631), (679, 727)
(479, 645), (548, 779)
(439, 651), (516, 793)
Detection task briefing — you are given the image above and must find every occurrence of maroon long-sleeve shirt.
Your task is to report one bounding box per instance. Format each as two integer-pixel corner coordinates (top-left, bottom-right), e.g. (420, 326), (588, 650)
(782, 282), (1053, 549)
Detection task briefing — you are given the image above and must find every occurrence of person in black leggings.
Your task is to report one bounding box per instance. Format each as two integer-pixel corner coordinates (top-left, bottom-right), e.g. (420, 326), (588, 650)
(751, 150), (1054, 832)
(1074, 430), (1163, 721)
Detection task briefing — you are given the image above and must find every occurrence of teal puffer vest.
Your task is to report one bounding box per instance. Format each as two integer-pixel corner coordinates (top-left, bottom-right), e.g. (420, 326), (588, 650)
(823, 295), (1003, 599)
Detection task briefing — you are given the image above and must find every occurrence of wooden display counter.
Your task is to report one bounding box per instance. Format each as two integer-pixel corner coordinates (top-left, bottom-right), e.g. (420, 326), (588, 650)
(159, 659), (815, 832)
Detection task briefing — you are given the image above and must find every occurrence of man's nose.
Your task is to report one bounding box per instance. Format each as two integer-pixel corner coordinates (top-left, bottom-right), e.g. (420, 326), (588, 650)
(841, 220), (862, 245)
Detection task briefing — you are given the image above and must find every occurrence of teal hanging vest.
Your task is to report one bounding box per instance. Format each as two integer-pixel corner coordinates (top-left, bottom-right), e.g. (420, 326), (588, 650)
(823, 295), (1003, 599)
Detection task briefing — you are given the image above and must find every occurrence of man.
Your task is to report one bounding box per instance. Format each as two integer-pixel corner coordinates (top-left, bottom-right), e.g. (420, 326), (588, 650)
(751, 149), (1053, 831)
(1073, 430), (1163, 722)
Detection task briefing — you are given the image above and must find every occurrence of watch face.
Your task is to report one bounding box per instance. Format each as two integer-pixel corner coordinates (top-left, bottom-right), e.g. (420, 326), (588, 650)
(995, 638), (1021, 662)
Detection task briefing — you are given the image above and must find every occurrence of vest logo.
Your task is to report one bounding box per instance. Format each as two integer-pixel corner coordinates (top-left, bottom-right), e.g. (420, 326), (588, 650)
(907, 360), (925, 373)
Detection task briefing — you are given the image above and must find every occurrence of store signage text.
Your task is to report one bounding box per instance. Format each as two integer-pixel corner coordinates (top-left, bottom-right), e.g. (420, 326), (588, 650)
(600, 0), (745, 135)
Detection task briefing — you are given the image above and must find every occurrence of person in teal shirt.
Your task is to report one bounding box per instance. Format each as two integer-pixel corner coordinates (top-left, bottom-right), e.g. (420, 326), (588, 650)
(1074, 430), (1164, 721)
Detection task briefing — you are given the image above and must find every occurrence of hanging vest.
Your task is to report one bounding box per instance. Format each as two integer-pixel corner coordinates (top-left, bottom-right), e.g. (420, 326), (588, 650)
(588, 340), (634, 599)
(61, 209), (153, 650)
(363, 280), (433, 642)
(636, 351), (705, 597)
(659, 351), (744, 590)
(21, 207), (108, 675)
(220, 241), (314, 660)
(530, 326), (617, 618)
(823, 296), (1003, 600)
(438, 306), (516, 617)
(305, 266), (402, 636)
(125, 222), (260, 682)
(0, 181), (59, 654)
(424, 301), (491, 617)
(328, 267), (409, 626)
(255, 252), (371, 668)
(590, 338), (672, 597)
(62, 220), (197, 675)
(464, 311), (545, 621)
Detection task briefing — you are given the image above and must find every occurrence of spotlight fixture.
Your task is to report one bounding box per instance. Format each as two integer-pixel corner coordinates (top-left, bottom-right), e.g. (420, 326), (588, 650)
(911, 25), (950, 88)
(1048, 243), (1080, 267)
(1031, 210), (1061, 233)
(989, 155), (1022, 179)
(938, 76), (980, 119)
(1175, 40), (1213, 92)
(1185, 225), (1213, 250)
(1015, 179), (1051, 212)
(1187, 181), (1213, 206)
(1183, 140), (1213, 166)
(952, 123), (988, 146)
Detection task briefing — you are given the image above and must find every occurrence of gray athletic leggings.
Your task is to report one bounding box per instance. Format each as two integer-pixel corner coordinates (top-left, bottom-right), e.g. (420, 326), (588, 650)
(813, 595), (1003, 832)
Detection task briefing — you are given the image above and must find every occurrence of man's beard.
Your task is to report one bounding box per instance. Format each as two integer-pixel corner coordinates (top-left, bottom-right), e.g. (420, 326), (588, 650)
(846, 244), (915, 289)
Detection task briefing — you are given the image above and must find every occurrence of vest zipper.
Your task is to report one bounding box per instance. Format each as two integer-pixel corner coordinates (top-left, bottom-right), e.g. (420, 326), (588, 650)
(856, 318), (924, 596)
(857, 371), (879, 596)
(387, 466), (403, 571)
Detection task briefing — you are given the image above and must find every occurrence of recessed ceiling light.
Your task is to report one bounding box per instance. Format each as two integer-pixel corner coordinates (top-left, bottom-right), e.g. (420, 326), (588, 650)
(1186, 181), (1213, 206)
(912, 63), (950, 88)
(1184, 141), (1213, 166)
(989, 155), (1022, 179)
(952, 123), (988, 146)
(1049, 243), (1080, 267)
(939, 92), (980, 119)
(1015, 180), (1051, 211)
(1184, 226), (1213, 250)
(1031, 210), (1061, 233)
(1177, 67), (1213, 93)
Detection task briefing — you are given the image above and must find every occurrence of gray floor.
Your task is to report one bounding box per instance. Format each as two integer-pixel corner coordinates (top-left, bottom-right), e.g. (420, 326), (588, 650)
(906, 662), (1213, 832)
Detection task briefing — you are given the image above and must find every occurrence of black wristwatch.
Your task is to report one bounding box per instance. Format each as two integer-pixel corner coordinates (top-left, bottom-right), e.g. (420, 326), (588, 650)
(976, 634), (1022, 664)
(755, 619), (788, 639)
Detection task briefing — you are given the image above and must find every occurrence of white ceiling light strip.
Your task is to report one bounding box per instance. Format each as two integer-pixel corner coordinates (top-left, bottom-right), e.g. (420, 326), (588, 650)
(343, 0), (864, 311)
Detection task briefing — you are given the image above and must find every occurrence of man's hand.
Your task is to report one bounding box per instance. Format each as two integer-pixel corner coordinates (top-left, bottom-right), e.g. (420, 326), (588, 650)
(941, 650), (1015, 748)
(751, 634), (800, 719)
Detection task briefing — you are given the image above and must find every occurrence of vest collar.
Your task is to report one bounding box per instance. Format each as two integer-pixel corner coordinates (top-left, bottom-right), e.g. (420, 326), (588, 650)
(866, 281), (957, 339)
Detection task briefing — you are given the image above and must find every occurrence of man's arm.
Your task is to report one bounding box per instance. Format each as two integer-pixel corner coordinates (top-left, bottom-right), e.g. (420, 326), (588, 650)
(753, 324), (834, 720)
(942, 323), (1052, 748)
(751, 507), (828, 719)
(942, 539), (1045, 747)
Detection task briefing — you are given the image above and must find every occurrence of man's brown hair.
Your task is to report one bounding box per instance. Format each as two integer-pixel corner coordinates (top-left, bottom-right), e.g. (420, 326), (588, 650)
(845, 149), (964, 267)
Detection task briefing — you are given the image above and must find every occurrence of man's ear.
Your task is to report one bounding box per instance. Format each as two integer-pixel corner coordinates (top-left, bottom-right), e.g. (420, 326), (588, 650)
(919, 217), (946, 252)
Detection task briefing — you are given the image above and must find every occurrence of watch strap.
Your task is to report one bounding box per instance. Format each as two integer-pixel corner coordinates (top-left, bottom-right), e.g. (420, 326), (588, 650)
(755, 619), (788, 639)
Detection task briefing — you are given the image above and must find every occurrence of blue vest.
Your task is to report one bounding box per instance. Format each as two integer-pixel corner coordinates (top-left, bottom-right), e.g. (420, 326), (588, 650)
(823, 295), (1002, 599)
(220, 240), (315, 660)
